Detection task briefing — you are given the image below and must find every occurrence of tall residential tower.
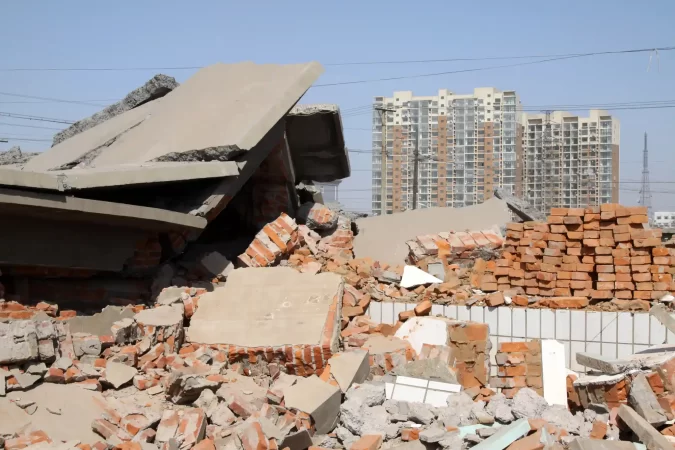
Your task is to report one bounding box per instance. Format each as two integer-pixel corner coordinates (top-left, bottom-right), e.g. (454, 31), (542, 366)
(520, 110), (620, 211)
(371, 88), (522, 215)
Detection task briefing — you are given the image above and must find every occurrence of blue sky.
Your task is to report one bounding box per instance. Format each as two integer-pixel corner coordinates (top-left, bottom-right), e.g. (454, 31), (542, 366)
(2, 1), (674, 212)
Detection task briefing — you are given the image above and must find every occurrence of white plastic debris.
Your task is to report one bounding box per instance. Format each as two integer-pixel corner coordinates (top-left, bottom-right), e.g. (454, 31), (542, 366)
(400, 265), (444, 289)
(660, 294), (674, 303)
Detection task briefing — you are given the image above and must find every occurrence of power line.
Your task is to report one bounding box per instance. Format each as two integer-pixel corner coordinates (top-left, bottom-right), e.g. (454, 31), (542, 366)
(2, 45), (672, 72)
(0, 112), (75, 125)
(0, 121), (64, 130)
(0, 91), (108, 107)
(312, 46), (675, 88)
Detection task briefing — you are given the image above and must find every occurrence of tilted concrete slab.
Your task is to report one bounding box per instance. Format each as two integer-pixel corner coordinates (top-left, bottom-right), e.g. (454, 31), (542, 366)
(286, 104), (349, 182)
(576, 348), (675, 375)
(52, 74), (178, 146)
(568, 438), (641, 449)
(0, 187), (206, 231)
(0, 161), (239, 191)
(353, 197), (510, 265)
(617, 404), (673, 450)
(650, 304), (675, 334)
(24, 100), (158, 172)
(187, 267), (342, 348)
(92, 62), (323, 166)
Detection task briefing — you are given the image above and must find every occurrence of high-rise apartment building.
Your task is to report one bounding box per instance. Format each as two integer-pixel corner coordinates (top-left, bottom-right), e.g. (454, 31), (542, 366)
(371, 88), (522, 215)
(520, 110), (620, 211)
(371, 90), (620, 215)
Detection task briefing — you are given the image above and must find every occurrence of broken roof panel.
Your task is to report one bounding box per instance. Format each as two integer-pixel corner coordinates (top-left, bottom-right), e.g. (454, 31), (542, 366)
(286, 104), (349, 182)
(0, 161), (240, 192)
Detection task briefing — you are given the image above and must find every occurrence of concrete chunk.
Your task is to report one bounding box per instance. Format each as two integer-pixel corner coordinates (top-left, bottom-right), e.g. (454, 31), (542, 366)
(576, 352), (637, 375)
(0, 321), (39, 364)
(628, 373), (667, 427)
(284, 375), (341, 434)
(617, 404), (673, 450)
(104, 361), (138, 389)
(650, 304), (675, 334)
(328, 350), (370, 393)
(471, 418), (530, 450)
(568, 438), (641, 449)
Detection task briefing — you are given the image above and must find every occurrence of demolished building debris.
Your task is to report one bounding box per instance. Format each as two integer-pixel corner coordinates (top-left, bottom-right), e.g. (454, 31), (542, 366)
(2, 61), (675, 449)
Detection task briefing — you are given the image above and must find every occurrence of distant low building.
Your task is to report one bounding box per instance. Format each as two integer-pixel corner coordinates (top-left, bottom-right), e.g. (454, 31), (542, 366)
(654, 212), (675, 228)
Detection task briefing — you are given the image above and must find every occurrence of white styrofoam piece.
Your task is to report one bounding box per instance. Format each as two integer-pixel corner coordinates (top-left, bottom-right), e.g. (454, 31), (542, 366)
(601, 342), (618, 360)
(369, 301), (381, 323)
(526, 308), (540, 338)
(400, 265), (443, 289)
(393, 302), (406, 321)
(424, 389), (453, 407)
(570, 310), (585, 341)
(512, 308), (526, 338)
(541, 309), (556, 339)
(392, 384), (426, 403)
(428, 380), (462, 393)
(541, 339), (567, 407)
(497, 307), (511, 336)
(458, 305), (471, 321)
(570, 341), (586, 372)
(586, 311), (602, 342)
(397, 376), (429, 388)
(633, 313), (650, 344)
(555, 310), (570, 340)
(601, 312), (617, 343)
(394, 317), (449, 356)
(444, 305), (458, 320)
(381, 302), (394, 325)
(471, 306), (484, 323)
(650, 315), (667, 345)
(618, 312), (633, 344)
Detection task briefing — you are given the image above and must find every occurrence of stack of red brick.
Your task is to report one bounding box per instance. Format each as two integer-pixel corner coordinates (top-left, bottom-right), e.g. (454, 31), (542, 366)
(487, 204), (674, 302)
(491, 341), (543, 398)
(407, 229), (504, 266)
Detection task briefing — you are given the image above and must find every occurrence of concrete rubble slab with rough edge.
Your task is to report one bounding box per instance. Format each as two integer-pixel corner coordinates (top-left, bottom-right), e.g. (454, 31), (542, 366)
(0, 187), (206, 231)
(187, 267), (342, 348)
(353, 197), (510, 265)
(471, 418), (531, 450)
(286, 104), (349, 182)
(568, 439), (644, 449)
(52, 74), (179, 146)
(27, 62), (324, 174)
(617, 404), (673, 450)
(576, 348), (675, 375)
(0, 161), (239, 191)
(283, 375), (341, 434)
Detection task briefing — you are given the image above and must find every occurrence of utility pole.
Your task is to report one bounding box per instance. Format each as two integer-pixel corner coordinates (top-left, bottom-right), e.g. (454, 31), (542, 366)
(412, 124), (420, 209)
(639, 132), (652, 221)
(375, 106), (396, 215)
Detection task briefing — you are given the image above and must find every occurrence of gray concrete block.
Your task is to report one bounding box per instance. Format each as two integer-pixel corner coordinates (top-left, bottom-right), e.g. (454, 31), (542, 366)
(568, 438), (641, 449)
(284, 375), (341, 434)
(328, 350), (369, 393)
(0, 321), (38, 365)
(576, 352), (637, 375)
(628, 373), (667, 427)
(617, 404), (673, 450)
(471, 418), (530, 450)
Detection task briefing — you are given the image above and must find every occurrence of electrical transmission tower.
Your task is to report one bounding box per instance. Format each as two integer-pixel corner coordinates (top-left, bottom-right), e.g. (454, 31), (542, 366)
(639, 132), (652, 221)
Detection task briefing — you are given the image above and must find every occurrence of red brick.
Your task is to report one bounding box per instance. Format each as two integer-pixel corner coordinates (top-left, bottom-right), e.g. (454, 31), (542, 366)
(350, 435), (383, 450)
(414, 300), (432, 316)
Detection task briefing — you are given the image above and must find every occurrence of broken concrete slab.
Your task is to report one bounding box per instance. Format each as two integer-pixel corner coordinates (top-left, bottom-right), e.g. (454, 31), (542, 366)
(283, 375), (341, 434)
(568, 438), (642, 450)
(187, 267), (342, 349)
(650, 304), (675, 334)
(628, 373), (667, 427)
(391, 357), (459, 384)
(328, 350), (370, 393)
(399, 266), (443, 289)
(617, 404), (673, 450)
(0, 320), (38, 364)
(52, 74), (179, 146)
(471, 418), (530, 450)
(68, 305), (135, 337)
(576, 349), (675, 375)
(2, 383), (105, 443)
(353, 197), (510, 265)
(493, 187), (546, 222)
(104, 361), (138, 389)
